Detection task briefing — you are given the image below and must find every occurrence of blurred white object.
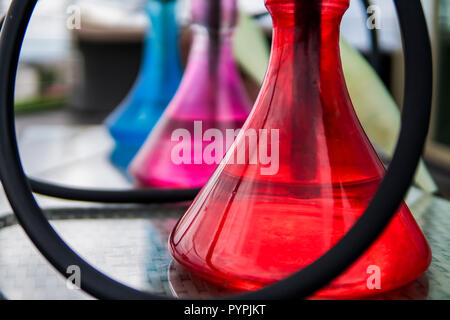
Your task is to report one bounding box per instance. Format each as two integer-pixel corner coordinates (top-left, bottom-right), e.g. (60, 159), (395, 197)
(238, 0), (266, 14)
(340, 0), (402, 52)
(73, 0), (148, 41)
(14, 64), (39, 101)
(76, 0), (147, 31)
(14, 0), (73, 63)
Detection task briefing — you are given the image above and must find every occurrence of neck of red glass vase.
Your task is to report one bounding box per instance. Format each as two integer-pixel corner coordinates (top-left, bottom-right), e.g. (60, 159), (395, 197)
(267, 2), (348, 99)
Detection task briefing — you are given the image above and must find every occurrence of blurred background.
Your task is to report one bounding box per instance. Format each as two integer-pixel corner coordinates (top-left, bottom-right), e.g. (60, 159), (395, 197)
(1, 0), (450, 196)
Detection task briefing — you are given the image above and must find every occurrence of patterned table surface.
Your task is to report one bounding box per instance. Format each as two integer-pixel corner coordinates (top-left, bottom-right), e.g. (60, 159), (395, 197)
(0, 125), (449, 300)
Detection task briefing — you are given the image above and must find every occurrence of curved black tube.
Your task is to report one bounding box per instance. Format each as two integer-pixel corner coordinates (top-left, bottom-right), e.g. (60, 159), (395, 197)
(0, 0), (432, 299)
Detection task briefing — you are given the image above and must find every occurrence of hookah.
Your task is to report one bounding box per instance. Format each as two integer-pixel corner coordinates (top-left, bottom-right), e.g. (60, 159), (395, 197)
(169, 0), (431, 298)
(0, 0), (433, 300)
(129, 0), (252, 189)
(105, 0), (183, 169)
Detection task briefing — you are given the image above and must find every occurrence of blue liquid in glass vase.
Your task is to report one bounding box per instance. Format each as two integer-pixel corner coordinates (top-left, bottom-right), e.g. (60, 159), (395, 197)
(105, 0), (183, 169)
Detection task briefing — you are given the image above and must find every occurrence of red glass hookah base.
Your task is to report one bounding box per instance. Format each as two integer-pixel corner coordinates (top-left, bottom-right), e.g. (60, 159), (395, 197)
(169, 0), (431, 298)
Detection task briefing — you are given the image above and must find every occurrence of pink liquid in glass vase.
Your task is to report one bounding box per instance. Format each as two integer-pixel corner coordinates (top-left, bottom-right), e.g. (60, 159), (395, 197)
(130, 0), (252, 189)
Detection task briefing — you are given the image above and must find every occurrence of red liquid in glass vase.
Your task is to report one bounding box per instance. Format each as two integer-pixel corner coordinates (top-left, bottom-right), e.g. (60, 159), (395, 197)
(169, 0), (431, 298)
